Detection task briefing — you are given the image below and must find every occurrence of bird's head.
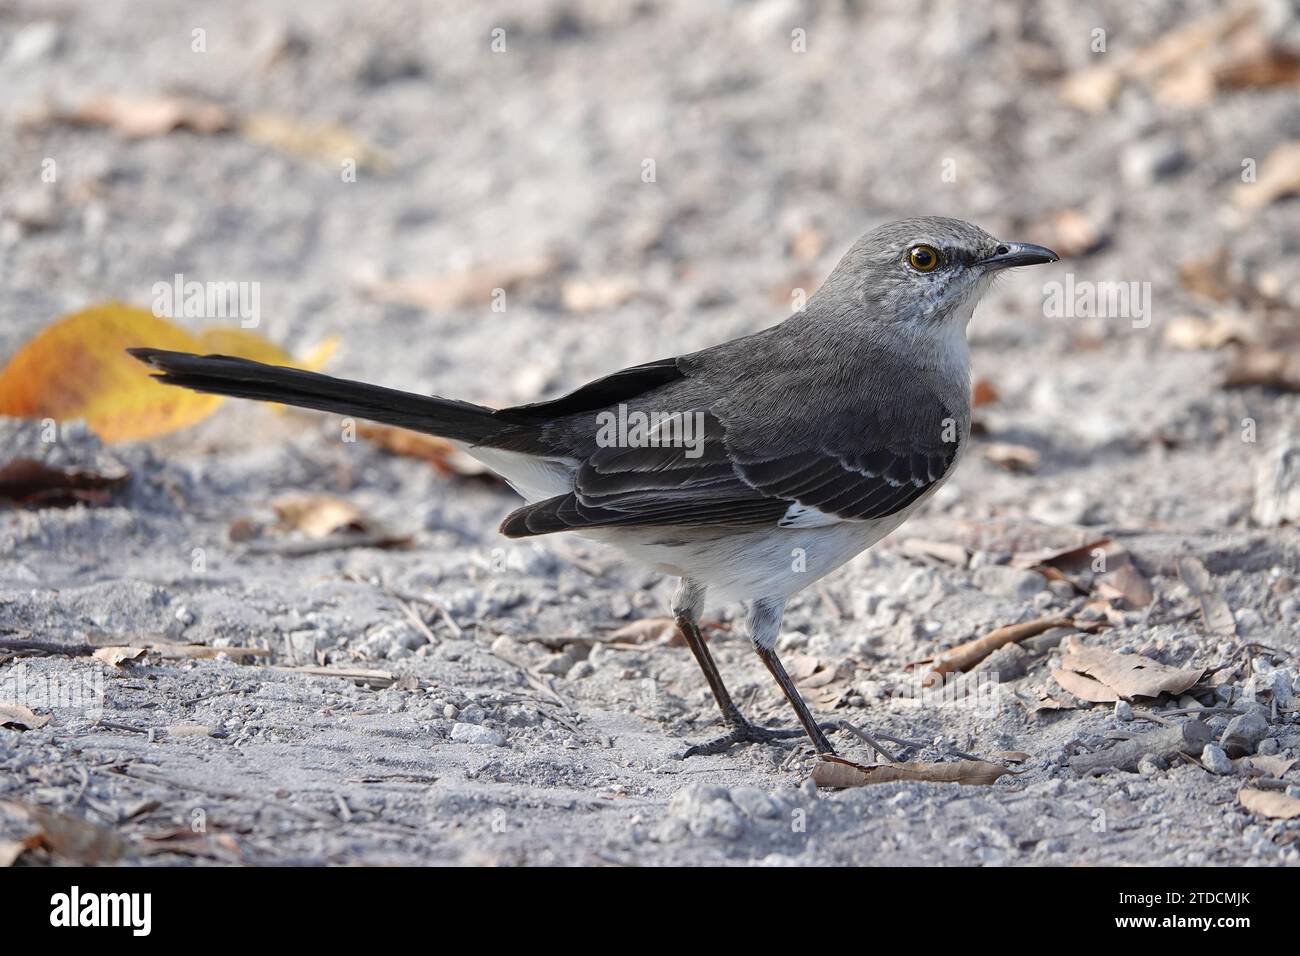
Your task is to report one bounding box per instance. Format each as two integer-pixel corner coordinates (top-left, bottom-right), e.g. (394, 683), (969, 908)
(815, 216), (1058, 331)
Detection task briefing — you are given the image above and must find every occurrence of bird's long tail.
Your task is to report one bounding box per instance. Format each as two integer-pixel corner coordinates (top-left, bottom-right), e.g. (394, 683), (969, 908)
(129, 349), (508, 444)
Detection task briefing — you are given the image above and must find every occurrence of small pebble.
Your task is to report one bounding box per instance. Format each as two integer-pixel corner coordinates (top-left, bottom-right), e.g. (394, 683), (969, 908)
(1201, 744), (1233, 775)
(1113, 700), (1133, 722)
(1221, 712), (1269, 758)
(566, 660), (595, 681)
(450, 722), (507, 747)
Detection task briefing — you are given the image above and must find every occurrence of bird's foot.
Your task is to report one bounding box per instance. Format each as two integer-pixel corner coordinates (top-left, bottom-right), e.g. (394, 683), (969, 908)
(681, 720), (825, 758)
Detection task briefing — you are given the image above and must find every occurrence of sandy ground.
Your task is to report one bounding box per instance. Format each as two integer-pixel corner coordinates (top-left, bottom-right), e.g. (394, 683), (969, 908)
(2, 0), (1299, 865)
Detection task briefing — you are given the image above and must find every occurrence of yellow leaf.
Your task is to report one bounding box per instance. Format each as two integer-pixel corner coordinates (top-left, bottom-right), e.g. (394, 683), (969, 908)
(0, 303), (336, 442)
(240, 113), (390, 172)
(0, 303), (221, 442)
(196, 329), (337, 371)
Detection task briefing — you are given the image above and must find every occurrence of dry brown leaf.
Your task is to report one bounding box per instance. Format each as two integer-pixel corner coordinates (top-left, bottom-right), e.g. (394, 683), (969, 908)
(1044, 207), (1107, 257)
(1058, 3), (1261, 112)
(0, 458), (129, 509)
(51, 94), (233, 137)
(1029, 689), (1079, 713)
(920, 616), (1072, 686)
(167, 724), (213, 737)
(1051, 666), (1120, 703)
(1154, 63), (1217, 108)
(0, 834), (40, 867)
(1233, 754), (1296, 777)
(1177, 249), (1250, 304)
(1236, 140), (1300, 212)
(92, 646), (147, 667)
(1238, 788), (1300, 820)
(561, 276), (638, 313)
(992, 750), (1031, 763)
(1215, 34), (1300, 90)
(2, 801), (127, 864)
(812, 755), (1013, 789)
(606, 618), (677, 644)
(1130, 3), (1258, 80)
(1012, 537), (1112, 573)
(266, 665), (395, 688)
(1075, 598), (1130, 629)
(139, 828), (241, 860)
(0, 701), (51, 730)
(1058, 642), (1203, 700)
(1178, 557), (1239, 637)
(362, 255), (558, 311)
(1059, 65), (1123, 113)
(1097, 559), (1154, 609)
(1164, 312), (1257, 350)
(1224, 347), (1300, 392)
(971, 379), (1000, 407)
(272, 494), (369, 538)
(240, 112), (390, 171)
(984, 441), (1040, 472)
(355, 423), (495, 479)
(898, 537), (969, 566)
(789, 224), (827, 262)
(150, 644), (268, 660)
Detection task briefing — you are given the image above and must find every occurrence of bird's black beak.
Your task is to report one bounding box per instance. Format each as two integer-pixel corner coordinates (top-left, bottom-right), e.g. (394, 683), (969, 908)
(979, 241), (1059, 271)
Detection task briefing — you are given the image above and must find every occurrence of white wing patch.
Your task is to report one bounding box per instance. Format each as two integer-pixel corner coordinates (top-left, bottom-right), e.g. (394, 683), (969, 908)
(456, 444), (577, 502)
(777, 502), (843, 529)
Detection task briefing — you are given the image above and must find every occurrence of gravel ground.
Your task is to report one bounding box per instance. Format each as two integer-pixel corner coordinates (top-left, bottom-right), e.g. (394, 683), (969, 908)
(2, 0), (1299, 865)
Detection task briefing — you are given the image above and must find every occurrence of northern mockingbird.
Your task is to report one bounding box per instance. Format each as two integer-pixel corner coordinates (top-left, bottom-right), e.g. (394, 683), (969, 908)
(131, 216), (1057, 757)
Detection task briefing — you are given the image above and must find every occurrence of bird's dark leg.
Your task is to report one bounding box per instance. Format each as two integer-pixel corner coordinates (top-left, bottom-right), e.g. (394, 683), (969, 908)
(673, 584), (813, 757)
(749, 597), (836, 755)
(670, 579), (747, 729)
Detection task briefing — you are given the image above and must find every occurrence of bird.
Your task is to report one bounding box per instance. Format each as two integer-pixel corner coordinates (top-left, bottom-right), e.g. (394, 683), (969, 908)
(129, 217), (1057, 758)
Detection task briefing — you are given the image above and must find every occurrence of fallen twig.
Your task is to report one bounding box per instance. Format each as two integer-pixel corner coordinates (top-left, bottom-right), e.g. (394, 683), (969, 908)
(919, 616), (1073, 686)
(1069, 720), (1211, 774)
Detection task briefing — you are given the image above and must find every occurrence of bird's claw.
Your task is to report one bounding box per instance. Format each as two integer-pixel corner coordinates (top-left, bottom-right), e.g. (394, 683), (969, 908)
(681, 721), (811, 758)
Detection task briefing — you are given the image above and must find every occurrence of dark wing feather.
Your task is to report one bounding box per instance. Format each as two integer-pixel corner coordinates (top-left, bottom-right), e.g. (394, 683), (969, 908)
(502, 358), (683, 421)
(499, 402), (961, 538)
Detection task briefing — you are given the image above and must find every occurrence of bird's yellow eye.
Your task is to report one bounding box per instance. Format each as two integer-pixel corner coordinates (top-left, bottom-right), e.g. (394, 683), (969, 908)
(908, 245), (941, 272)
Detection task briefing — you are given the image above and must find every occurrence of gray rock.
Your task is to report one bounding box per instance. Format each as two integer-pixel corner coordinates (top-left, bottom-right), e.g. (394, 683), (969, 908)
(450, 722), (507, 746)
(730, 787), (781, 820)
(1257, 737), (1280, 756)
(1121, 136), (1187, 187)
(6, 21), (62, 65)
(565, 660), (595, 681)
(1220, 712), (1269, 758)
(1114, 700), (1133, 722)
(1251, 434), (1300, 527)
(1201, 744), (1233, 775)
(973, 565), (1047, 600)
(1137, 754), (1163, 776)
(665, 785), (746, 840)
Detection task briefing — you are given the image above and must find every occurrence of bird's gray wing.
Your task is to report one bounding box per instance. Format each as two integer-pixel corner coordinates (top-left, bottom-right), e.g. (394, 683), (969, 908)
(498, 399), (959, 537)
